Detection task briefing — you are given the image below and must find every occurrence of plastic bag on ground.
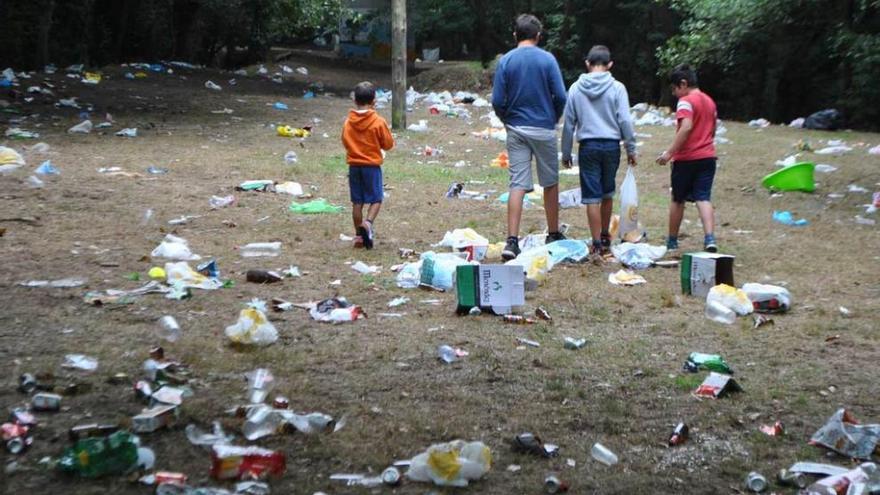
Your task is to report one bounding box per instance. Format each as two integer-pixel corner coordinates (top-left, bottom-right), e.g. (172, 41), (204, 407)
(618, 167), (640, 241)
(559, 188), (582, 209)
(165, 262), (223, 290)
(152, 234), (201, 261)
(186, 422), (233, 447)
(742, 283), (791, 313)
(810, 409), (880, 460)
(288, 198), (342, 214)
(406, 440), (492, 487)
(804, 109), (843, 130)
(396, 261), (422, 288)
(706, 284), (753, 316)
(0, 146), (25, 167)
(68, 120), (93, 134)
(225, 300), (278, 346)
(309, 297), (365, 324)
(275, 181), (303, 196)
(419, 251), (470, 290)
(433, 228), (489, 250)
(611, 243), (667, 269)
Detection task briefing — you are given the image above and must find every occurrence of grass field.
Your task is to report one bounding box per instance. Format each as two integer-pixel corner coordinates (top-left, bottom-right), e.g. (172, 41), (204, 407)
(1, 56), (878, 494)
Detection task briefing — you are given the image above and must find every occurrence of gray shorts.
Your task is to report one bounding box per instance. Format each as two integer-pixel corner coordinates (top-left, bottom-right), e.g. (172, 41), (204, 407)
(506, 126), (559, 191)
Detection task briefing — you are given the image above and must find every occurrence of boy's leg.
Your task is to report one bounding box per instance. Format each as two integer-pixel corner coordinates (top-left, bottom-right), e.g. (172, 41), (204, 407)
(360, 166), (384, 249)
(599, 143), (621, 251)
(352, 204), (364, 232)
(504, 131), (534, 259)
(668, 201), (685, 238)
(349, 167), (366, 246)
(533, 135), (561, 235)
(578, 141), (604, 248)
(366, 202), (382, 223)
(507, 189), (526, 238)
(696, 201), (714, 235)
(667, 161), (692, 250)
(692, 158), (717, 250)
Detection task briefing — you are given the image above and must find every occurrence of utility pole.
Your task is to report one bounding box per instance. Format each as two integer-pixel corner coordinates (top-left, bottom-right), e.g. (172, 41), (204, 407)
(391, 0), (406, 129)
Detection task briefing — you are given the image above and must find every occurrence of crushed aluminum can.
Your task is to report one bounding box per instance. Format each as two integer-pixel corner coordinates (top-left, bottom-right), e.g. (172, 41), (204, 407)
(381, 466), (401, 486)
(563, 337), (586, 350)
(69, 423), (119, 442)
(535, 306), (552, 322)
(18, 373), (38, 394)
(272, 396), (289, 409)
(31, 392), (62, 411)
(544, 474), (569, 493)
(745, 471), (768, 492)
(2, 423), (32, 454)
(668, 422), (689, 446)
(777, 469), (808, 489)
(504, 314), (536, 324)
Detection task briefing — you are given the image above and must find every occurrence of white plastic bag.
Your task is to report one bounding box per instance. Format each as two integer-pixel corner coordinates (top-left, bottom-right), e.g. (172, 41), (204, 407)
(618, 166), (640, 241)
(164, 261), (222, 290)
(151, 234), (201, 261)
(406, 440), (492, 487)
(225, 300), (278, 346)
(742, 283), (791, 313)
(706, 284), (753, 316)
(396, 261), (422, 289)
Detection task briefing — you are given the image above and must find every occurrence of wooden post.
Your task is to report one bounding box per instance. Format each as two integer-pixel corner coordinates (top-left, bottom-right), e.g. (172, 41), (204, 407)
(391, 0), (406, 130)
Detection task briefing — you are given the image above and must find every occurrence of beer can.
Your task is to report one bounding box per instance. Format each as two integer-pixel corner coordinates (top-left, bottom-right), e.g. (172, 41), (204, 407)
(18, 373), (38, 394)
(544, 475), (569, 493)
(504, 314), (536, 324)
(668, 422), (689, 446)
(777, 469), (808, 489)
(31, 393), (62, 411)
(272, 396), (289, 409)
(381, 466), (401, 486)
(745, 471), (768, 492)
(2, 422), (31, 454)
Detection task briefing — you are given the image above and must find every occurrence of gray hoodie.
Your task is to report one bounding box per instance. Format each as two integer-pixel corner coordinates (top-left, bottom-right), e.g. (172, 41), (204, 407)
(561, 71), (636, 161)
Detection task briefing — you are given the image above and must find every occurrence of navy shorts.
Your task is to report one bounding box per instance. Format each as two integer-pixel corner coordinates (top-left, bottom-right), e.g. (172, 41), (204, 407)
(348, 165), (384, 204)
(671, 158), (716, 203)
(578, 139), (621, 204)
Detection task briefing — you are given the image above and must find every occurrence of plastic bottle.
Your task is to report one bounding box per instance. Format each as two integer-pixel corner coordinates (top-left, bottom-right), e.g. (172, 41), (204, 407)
(591, 443), (618, 466)
(246, 368), (274, 403)
(284, 151), (298, 164)
(242, 406), (287, 440)
(438, 345), (457, 363)
(157, 316), (181, 342)
(239, 242), (281, 258)
(685, 352), (733, 374)
(705, 300), (736, 324)
(58, 431), (139, 477)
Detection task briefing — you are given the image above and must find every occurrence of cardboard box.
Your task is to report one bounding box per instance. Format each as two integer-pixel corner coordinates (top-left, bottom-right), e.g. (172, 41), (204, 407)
(456, 265), (525, 315)
(680, 252), (735, 297)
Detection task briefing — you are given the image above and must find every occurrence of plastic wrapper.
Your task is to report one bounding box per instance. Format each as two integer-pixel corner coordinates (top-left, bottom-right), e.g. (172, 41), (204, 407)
(742, 283), (791, 313)
(288, 198), (342, 214)
(419, 252), (470, 290)
(406, 440), (492, 487)
(165, 262), (222, 290)
(608, 269), (647, 286)
(185, 422), (233, 447)
(308, 297), (365, 324)
(618, 166), (640, 241)
(706, 284), (753, 316)
(396, 261), (422, 289)
(611, 243), (667, 269)
(810, 409), (880, 460)
(152, 234), (201, 261)
(210, 445), (285, 480)
(225, 301), (278, 346)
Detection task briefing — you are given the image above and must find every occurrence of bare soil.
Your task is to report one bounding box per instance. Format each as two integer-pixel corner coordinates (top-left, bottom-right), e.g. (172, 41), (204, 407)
(1, 57), (879, 495)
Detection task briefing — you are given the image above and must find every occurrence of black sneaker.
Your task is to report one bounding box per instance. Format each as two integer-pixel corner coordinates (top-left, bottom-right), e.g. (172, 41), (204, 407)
(361, 221), (374, 250)
(600, 232), (612, 256)
(547, 231), (567, 242)
(502, 236), (520, 261)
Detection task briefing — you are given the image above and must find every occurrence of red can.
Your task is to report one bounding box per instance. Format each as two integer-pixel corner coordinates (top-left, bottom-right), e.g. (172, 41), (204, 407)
(2, 422), (31, 454)
(210, 445), (286, 480)
(272, 396), (289, 409)
(154, 471), (188, 485)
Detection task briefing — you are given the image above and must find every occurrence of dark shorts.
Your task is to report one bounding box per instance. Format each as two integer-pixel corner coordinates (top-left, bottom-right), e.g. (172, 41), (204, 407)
(348, 165), (383, 204)
(578, 139), (621, 204)
(671, 158), (716, 203)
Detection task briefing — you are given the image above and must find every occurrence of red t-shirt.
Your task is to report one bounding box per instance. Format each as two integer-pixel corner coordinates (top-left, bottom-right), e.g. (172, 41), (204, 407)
(673, 89), (717, 162)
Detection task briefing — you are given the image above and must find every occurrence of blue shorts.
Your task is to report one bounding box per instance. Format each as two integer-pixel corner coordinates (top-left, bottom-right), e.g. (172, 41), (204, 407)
(349, 165), (383, 204)
(578, 139), (621, 204)
(671, 158), (716, 203)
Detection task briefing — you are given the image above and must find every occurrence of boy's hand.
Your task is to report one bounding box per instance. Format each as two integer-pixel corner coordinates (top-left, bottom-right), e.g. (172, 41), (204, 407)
(627, 153), (638, 167)
(656, 150), (671, 165)
(561, 158), (572, 169)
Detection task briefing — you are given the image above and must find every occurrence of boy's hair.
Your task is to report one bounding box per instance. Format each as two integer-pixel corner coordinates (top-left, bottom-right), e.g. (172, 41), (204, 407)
(354, 81), (376, 106)
(514, 14), (542, 42)
(586, 45), (611, 66)
(670, 64), (698, 87)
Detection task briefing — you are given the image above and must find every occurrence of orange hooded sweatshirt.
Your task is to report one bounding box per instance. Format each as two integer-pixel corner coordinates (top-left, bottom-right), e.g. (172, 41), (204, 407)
(342, 109), (394, 166)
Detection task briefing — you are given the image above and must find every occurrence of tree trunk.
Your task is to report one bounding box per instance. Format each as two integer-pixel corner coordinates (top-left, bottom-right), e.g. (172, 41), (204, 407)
(113, 0), (134, 63)
(36, 0), (55, 68)
(391, 0), (407, 130)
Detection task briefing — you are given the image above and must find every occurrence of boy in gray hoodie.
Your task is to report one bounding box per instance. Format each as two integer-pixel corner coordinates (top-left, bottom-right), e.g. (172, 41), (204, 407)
(561, 45), (637, 257)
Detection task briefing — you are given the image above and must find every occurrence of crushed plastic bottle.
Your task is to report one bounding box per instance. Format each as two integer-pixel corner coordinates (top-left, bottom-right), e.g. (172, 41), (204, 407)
(157, 316), (181, 342)
(591, 442), (618, 466)
(246, 368), (274, 404)
(239, 242), (281, 258)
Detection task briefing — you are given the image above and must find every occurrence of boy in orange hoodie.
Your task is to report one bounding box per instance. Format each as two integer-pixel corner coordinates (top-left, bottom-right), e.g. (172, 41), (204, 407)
(342, 82), (394, 249)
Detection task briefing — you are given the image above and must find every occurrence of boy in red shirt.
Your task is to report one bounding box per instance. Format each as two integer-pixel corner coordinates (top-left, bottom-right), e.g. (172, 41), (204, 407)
(656, 64), (718, 252)
(342, 82), (394, 249)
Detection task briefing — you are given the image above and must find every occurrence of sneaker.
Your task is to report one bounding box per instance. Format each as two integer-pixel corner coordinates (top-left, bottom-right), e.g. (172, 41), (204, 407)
(362, 221), (374, 250)
(547, 231), (567, 242)
(704, 234), (718, 253)
(666, 237), (679, 251)
(588, 242), (603, 264)
(599, 233), (612, 256)
(502, 236), (520, 261)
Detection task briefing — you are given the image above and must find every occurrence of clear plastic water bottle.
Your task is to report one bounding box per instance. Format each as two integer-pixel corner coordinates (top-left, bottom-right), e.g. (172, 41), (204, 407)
(438, 345), (457, 363)
(156, 316), (181, 342)
(705, 301), (736, 324)
(246, 368), (274, 403)
(242, 405), (286, 440)
(591, 442), (618, 466)
(239, 242), (282, 258)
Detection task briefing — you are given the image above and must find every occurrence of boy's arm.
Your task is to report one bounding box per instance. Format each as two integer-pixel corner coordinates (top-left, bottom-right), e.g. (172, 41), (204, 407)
(657, 118), (693, 165)
(491, 58), (508, 123)
(560, 91), (577, 165)
(616, 85), (637, 165)
(378, 119), (394, 151)
(549, 61), (568, 122)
